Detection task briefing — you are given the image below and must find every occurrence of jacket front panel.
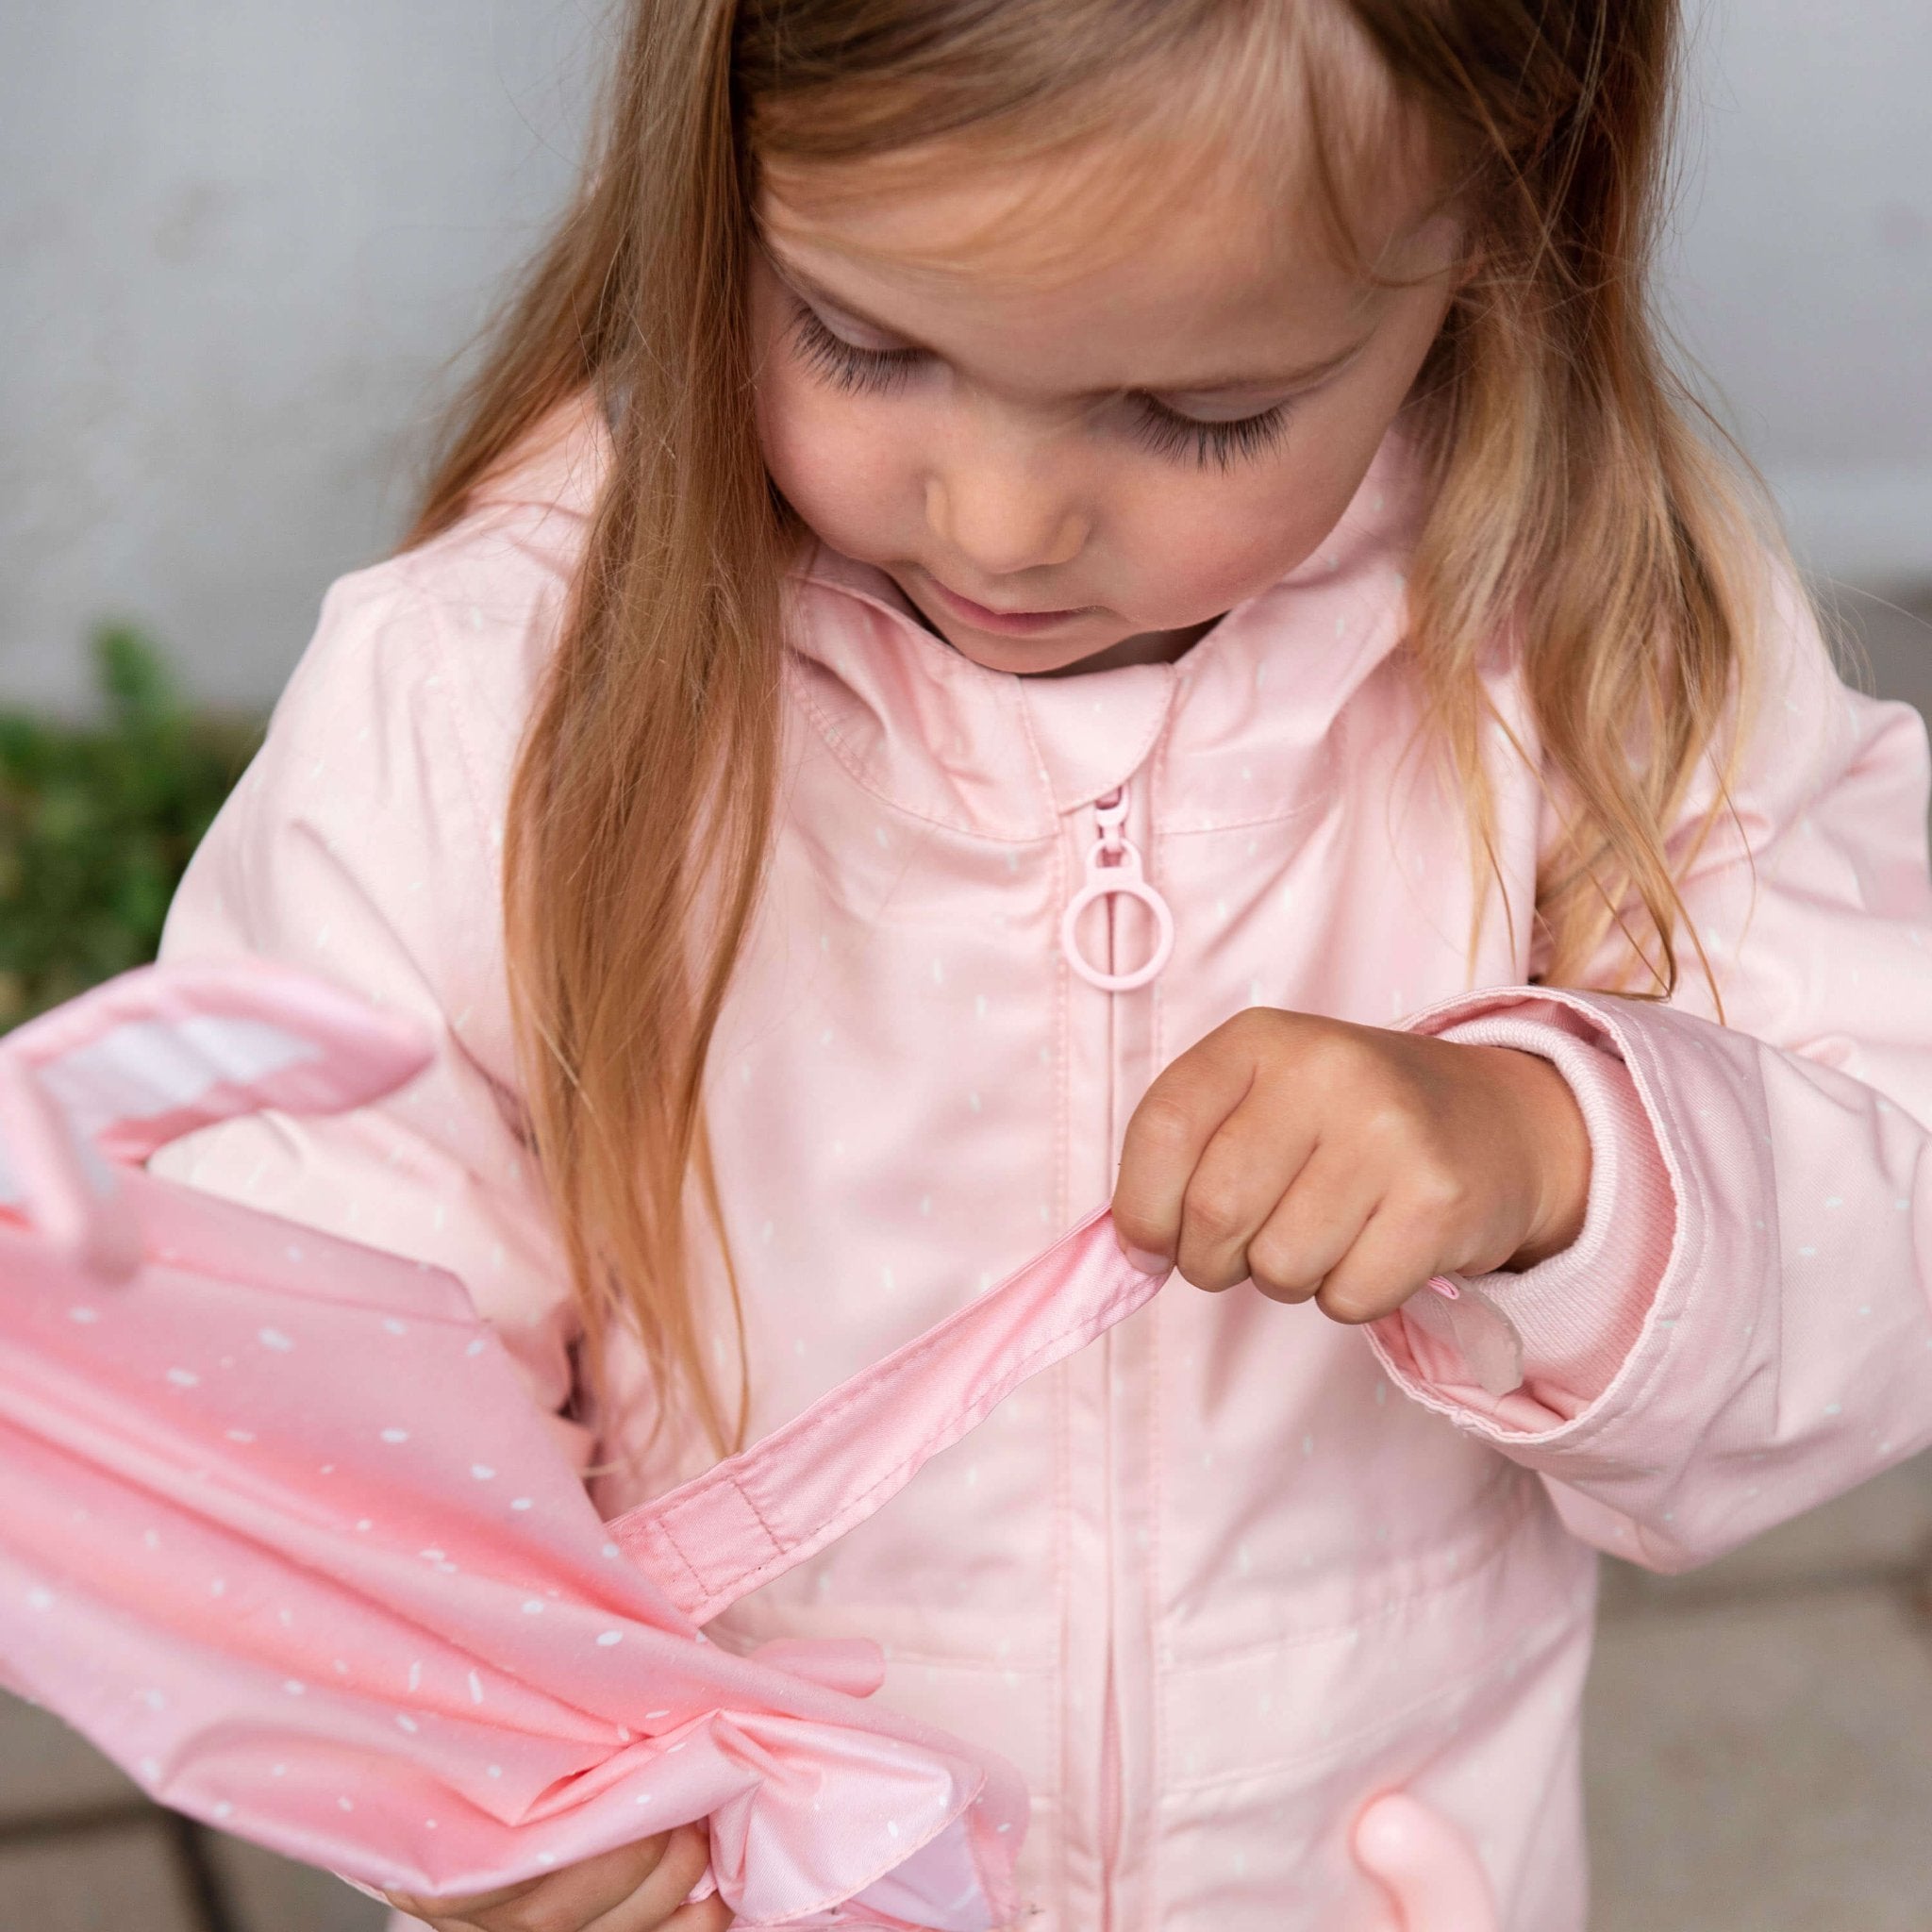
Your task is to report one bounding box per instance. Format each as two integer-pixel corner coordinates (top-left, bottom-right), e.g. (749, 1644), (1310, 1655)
(149, 395), (1932, 1932)
(574, 458), (1596, 1928)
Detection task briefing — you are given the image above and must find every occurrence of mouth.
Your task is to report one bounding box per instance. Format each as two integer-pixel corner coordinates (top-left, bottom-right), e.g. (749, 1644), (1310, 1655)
(924, 574), (1095, 638)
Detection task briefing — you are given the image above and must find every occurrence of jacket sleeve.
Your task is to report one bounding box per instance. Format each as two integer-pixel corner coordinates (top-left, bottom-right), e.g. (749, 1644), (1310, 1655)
(1370, 569), (1932, 1573)
(144, 559), (595, 1475)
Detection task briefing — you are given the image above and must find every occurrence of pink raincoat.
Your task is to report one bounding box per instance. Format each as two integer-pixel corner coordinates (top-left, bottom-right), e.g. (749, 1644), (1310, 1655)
(0, 961), (1493, 1930)
(148, 394), (1932, 1929)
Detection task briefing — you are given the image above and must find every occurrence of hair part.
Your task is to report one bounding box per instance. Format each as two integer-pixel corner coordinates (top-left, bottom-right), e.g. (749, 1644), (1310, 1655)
(401, 0), (1773, 1458)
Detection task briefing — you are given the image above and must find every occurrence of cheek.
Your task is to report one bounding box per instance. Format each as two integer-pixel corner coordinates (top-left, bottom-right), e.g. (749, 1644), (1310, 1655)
(1111, 437), (1374, 624)
(756, 364), (914, 561)
(1124, 297), (1451, 622)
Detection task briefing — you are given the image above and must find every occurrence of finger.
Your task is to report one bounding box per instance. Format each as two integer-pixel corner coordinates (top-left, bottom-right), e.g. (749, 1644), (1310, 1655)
(1170, 1087), (1320, 1292)
(381, 1886), (490, 1927)
(383, 1878), (479, 1920)
(382, 1872), (547, 1924)
(1310, 1208), (1443, 1325)
(1113, 1018), (1270, 1266)
(582, 1824), (717, 1932)
(390, 1830), (675, 1932)
(1244, 1142), (1381, 1305)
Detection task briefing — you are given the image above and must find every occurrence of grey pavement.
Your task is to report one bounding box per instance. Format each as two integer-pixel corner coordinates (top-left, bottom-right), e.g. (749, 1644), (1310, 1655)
(5, 586), (1931, 1929)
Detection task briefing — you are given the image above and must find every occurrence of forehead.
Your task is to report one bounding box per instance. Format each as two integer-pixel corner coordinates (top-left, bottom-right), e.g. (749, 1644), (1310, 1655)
(752, 10), (1451, 376)
(758, 111), (1450, 391)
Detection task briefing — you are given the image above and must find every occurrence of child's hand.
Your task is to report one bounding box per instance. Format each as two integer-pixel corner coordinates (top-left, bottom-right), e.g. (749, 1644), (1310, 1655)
(382, 1824), (731, 1932)
(1111, 1009), (1591, 1323)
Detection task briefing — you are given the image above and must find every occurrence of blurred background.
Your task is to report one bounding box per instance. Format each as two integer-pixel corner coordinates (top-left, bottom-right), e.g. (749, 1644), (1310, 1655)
(0, 1), (1928, 1927)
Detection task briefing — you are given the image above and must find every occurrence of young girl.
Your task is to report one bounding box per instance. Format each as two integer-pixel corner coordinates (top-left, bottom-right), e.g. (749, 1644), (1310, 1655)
(148, 1), (1932, 1927)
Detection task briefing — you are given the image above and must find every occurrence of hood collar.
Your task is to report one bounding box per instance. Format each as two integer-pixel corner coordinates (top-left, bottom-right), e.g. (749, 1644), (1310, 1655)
(789, 432), (1425, 834)
(471, 392), (1425, 836)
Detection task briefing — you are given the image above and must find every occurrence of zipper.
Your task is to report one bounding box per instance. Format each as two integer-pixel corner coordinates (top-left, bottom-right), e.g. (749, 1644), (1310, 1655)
(1062, 781), (1173, 1932)
(1058, 784), (1174, 993)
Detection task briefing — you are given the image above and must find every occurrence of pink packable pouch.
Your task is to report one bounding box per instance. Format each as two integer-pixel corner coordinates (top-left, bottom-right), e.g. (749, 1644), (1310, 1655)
(0, 961), (1168, 1929)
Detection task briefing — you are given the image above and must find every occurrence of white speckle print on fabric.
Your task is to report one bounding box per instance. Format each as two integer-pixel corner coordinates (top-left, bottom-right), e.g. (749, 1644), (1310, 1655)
(14, 398), (1928, 1928)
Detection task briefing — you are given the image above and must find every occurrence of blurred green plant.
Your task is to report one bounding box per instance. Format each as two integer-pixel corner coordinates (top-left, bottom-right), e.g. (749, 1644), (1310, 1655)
(0, 626), (263, 1025)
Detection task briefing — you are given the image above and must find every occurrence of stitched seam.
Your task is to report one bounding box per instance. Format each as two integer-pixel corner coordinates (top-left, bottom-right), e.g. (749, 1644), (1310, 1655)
(1018, 674), (1176, 813)
(769, 1466), (1533, 1682)
(623, 1521), (705, 1615)
(1159, 1590), (1591, 1796)
(1016, 747), (1078, 1931)
(663, 1475), (789, 1580)
(1042, 771), (1073, 1283)
(1145, 889), (1169, 1932)
(1049, 814), (1074, 1928)
(1382, 989), (1708, 1457)
(790, 561), (1024, 699)
(822, 1644), (1058, 1673)
(1155, 796), (1331, 837)
(130, 1182), (475, 1326)
(784, 658), (1053, 842)
(687, 1320), (1124, 1607)
(680, 1274), (1146, 1606)
(1502, 997), (1710, 1456)
(1158, 1464), (1534, 1668)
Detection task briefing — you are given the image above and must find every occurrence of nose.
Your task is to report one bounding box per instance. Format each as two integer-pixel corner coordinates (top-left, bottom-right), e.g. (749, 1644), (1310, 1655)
(924, 418), (1089, 579)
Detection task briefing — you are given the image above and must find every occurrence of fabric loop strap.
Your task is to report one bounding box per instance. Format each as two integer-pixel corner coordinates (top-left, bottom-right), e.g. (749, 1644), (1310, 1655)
(605, 1208), (1165, 1624)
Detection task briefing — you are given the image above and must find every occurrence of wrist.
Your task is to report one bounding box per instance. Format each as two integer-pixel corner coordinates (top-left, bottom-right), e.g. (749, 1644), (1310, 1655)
(1488, 1045), (1591, 1267)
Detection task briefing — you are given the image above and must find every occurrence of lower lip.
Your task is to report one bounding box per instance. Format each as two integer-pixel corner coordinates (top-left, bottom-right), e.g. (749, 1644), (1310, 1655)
(925, 576), (1092, 638)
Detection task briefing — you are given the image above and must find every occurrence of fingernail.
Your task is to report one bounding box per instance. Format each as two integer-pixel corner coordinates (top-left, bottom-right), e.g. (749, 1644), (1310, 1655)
(1123, 1245), (1173, 1275)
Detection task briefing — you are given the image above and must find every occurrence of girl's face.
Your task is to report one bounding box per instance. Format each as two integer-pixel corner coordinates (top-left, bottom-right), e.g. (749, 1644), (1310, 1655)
(751, 120), (1459, 677)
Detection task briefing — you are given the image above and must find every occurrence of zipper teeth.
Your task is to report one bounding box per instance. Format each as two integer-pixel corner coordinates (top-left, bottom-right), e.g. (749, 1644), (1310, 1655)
(1098, 784), (1124, 1932)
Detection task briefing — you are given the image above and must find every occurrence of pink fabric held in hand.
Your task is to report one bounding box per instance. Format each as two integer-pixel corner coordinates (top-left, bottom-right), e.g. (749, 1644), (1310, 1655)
(0, 961), (1170, 1930)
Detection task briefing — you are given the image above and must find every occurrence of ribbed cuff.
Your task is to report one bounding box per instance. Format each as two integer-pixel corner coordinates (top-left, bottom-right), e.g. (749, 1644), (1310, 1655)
(1413, 999), (1676, 1410)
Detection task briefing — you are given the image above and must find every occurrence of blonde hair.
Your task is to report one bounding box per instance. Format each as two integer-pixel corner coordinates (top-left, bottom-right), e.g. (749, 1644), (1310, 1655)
(402, 0), (1766, 1454)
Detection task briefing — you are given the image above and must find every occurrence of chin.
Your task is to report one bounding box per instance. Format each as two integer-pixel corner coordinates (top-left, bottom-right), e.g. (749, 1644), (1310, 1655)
(946, 632), (1120, 675)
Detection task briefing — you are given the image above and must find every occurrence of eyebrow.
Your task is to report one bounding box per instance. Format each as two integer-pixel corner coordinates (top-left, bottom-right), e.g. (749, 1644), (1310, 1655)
(765, 249), (1376, 399)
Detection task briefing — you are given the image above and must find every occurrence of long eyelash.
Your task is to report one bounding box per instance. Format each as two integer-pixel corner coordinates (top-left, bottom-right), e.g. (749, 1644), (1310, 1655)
(790, 297), (1291, 470)
(1128, 397), (1292, 472)
(790, 305), (923, 395)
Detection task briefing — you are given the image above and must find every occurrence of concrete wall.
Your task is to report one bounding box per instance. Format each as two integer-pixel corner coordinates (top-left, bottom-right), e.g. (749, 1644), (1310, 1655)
(2, 0), (1928, 713)
(1669, 0), (1932, 591)
(0, 1), (595, 713)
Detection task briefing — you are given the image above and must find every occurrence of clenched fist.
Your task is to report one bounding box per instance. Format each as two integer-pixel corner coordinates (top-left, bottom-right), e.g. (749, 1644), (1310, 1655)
(1111, 1008), (1591, 1322)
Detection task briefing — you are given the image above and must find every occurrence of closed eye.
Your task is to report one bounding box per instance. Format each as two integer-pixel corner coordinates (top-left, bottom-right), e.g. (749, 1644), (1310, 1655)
(1125, 395), (1294, 471)
(787, 297), (1295, 470)
(790, 304), (925, 394)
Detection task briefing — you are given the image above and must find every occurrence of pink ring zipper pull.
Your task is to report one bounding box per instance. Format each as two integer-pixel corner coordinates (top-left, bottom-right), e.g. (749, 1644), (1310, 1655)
(1059, 784), (1174, 993)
